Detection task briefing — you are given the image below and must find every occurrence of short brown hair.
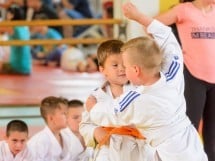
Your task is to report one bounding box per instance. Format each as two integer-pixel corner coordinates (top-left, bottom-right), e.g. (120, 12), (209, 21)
(68, 99), (83, 109)
(121, 36), (163, 71)
(97, 39), (124, 66)
(40, 96), (68, 122)
(6, 120), (28, 137)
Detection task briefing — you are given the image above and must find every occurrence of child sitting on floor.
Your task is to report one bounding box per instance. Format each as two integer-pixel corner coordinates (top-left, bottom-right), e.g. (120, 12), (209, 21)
(62, 99), (93, 161)
(28, 96), (72, 161)
(0, 120), (34, 160)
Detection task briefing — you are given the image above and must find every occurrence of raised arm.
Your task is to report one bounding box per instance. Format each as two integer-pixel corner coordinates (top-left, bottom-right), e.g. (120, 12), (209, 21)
(155, 6), (178, 26)
(123, 2), (178, 28)
(146, 21), (183, 74)
(122, 2), (152, 27)
(123, 2), (183, 82)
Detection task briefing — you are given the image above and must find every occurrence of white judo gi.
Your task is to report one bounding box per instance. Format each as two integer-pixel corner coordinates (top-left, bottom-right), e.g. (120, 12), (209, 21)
(28, 126), (71, 161)
(61, 127), (93, 161)
(81, 20), (208, 161)
(0, 140), (34, 161)
(80, 82), (135, 147)
(80, 83), (140, 161)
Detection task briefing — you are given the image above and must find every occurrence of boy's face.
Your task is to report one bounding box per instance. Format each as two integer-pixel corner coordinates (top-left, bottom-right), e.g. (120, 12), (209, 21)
(100, 54), (128, 86)
(6, 131), (28, 156)
(122, 50), (139, 85)
(67, 106), (84, 133)
(50, 104), (68, 130)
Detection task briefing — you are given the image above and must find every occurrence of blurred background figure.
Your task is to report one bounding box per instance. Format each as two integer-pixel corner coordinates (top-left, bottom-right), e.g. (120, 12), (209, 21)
(61, 46), (98, 72)
(30, 14), (66, 67)
(101, 0), (113, 37)
(0, 5), (32, 75)
(58, 0), (93, 38)
(27, 0), (63, 36)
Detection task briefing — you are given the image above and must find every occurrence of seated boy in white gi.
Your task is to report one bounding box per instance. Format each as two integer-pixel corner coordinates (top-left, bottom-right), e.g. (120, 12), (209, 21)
(62, 99), (93, 161)
(0, 120), (34, 161)
(28, 96), (71, 161)
(84, 2), (208, 161)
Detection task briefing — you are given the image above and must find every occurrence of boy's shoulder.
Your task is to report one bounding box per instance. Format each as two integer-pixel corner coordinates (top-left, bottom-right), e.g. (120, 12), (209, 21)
(0, 141), (11, 156)
(29, 127), (51, 143)
(91, 82), (110, 98)
(61, 128), (85, 160)
(61, 127), (73, 139)
(61, 128), (83, 146)
(123, 82), (136, 92)
(0, 140), (6, 147)
(93, 81), (134, 93)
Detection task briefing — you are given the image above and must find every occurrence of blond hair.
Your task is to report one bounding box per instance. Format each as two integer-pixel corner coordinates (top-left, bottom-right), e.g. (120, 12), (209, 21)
(121, 36), (163, 71)
(97, 39), (124, 67)
(40, 96), (68, 122)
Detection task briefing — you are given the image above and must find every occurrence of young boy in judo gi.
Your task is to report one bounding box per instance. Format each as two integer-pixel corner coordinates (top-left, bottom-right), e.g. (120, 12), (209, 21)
(83, 2), (208, 161)
(28, 96), (72, 161)
(0, 120), (34, 161)
(62, 99), (93, 161)
(80, 39), (141, 161)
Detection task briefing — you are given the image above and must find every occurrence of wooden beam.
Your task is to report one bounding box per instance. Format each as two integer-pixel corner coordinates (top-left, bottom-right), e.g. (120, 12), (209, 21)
(0, 19), (122, 27)
(0, 38), (109, 46)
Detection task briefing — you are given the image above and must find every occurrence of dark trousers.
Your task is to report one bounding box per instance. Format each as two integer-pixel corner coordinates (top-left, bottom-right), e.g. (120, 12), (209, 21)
(184, 66), (215, 161)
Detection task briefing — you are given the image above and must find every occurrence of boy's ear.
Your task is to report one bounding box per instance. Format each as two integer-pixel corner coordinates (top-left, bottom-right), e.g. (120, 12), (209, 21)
(133, 65), (140, 76)
(99, 66), (104, 73)
(46, 114), (53, 122)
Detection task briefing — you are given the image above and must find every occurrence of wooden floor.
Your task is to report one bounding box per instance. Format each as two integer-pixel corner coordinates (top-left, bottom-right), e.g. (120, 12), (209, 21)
(0, 65), (104, 106)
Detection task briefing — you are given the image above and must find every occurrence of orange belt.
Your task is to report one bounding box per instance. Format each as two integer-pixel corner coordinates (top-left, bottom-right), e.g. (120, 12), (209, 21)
(98, 126), (145, 147)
